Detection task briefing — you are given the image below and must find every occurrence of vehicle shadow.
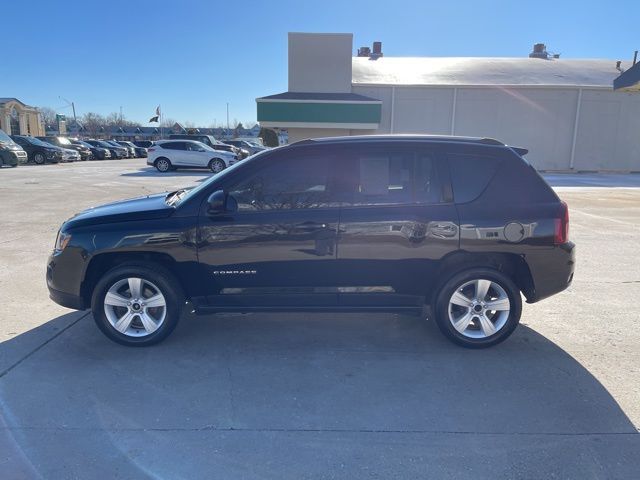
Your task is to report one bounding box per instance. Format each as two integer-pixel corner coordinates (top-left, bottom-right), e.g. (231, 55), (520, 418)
(121, 167), (211, 179)
(1, 311), (638, 478)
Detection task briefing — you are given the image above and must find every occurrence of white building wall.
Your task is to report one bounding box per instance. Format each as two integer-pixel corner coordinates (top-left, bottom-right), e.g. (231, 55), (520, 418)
(574, 90), (640, 171)
(453, 87), (578, 170)
(351, 84), (640, 171)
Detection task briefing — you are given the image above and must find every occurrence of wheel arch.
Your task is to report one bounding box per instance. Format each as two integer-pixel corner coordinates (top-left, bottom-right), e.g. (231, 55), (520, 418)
(430, 251), (535, 304)
(81, 251), (182, 307)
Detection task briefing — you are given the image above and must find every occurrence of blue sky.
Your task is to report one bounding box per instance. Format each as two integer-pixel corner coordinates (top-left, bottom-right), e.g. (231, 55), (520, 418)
(3, 0), (639, 126)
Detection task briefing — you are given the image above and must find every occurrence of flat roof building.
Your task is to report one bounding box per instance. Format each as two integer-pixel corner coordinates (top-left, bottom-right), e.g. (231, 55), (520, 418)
(257, 33), (640, 171)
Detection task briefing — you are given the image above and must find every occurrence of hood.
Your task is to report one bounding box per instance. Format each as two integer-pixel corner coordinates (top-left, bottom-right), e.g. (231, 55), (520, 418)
(64, 192), (175, 229)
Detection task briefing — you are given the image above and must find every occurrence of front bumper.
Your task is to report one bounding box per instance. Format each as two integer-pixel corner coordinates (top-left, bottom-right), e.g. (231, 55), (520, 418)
(48, 286), (86, 310)
(47, 250), (87, 310)
(0, 150), (23, 166)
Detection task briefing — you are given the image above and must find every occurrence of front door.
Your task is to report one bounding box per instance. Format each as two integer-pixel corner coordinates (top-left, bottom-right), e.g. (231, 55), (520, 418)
(335, 144), (459, 307)
(197, 148), (342, 308)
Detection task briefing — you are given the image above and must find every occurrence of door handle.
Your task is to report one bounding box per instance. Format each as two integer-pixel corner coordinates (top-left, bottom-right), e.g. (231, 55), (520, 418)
(298, 221), (328, 230)
(430, 222), (458, 238)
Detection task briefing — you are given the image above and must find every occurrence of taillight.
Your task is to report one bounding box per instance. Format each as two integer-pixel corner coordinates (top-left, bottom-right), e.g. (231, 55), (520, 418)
(554, 201), (569, 244)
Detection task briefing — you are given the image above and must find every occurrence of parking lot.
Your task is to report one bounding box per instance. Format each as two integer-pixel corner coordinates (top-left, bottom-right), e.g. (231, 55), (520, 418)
(1, 160), (639, 478)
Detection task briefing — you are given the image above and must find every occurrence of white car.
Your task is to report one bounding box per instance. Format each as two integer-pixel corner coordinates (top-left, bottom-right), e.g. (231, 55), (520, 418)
(62, 148), (80, 162)
(147, 140), (238, 173)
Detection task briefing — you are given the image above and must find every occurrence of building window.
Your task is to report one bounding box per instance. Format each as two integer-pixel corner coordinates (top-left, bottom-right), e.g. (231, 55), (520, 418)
(10, 107), (20, 135)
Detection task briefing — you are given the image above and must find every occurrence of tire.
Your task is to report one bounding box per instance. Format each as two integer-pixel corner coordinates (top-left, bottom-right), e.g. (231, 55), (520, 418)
(433, 268), (522, 348)
(209, 158), (226, 173)
(34, 152), (46, 165)
(155, 157), (172, 172)
(91, 263), (184, 346)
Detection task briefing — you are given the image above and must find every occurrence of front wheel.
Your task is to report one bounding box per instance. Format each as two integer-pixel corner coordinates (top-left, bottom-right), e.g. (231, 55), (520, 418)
(209, 158), (226, 173)
(433, 268), (522, 348)
(91, 264), (184, 346)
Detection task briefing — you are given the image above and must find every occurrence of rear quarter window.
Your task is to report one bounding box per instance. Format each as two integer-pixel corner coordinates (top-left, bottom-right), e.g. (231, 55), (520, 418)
(447, 153), (500, 204)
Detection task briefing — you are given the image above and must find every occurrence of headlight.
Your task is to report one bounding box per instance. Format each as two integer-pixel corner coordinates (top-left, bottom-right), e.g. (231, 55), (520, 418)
(54, 231), (72, 253)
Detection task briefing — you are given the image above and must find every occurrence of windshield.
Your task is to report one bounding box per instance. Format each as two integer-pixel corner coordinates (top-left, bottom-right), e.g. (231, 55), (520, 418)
(75, 141), (92, 148)
(97, 141), (113, 148)
(174, 148), (275, 206)
(27, 137), (54, 147)
(0, 129), (15, 144)
(57, 137), (72, 145)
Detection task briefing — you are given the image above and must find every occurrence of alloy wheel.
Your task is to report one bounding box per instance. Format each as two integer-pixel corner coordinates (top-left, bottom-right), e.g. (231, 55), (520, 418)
(103, 277), (167, 337)
(447, 279), (511, 338)
(210, 159), (225, 173)
(156, 159), (170, 172)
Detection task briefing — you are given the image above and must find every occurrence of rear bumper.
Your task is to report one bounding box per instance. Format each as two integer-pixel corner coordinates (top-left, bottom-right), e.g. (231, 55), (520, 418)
(525, 241), (576, 303)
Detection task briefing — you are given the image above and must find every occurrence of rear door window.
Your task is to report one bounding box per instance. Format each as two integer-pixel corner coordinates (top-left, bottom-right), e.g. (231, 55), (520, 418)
(339, 147), (443, 206)
(161, 142), (186, 150)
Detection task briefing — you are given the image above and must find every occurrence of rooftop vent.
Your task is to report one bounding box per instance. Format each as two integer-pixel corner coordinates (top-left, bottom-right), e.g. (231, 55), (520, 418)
(357, 42), (383, 59)
(529, 43), (560, 60)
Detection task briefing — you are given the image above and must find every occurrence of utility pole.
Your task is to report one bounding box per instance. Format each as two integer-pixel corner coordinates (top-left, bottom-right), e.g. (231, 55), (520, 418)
(226, 103), (229, 131)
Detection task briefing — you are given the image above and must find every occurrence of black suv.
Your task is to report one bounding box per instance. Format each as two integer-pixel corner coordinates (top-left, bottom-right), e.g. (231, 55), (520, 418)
(38, 136), (92, 161)
(47, 136), (575, 348)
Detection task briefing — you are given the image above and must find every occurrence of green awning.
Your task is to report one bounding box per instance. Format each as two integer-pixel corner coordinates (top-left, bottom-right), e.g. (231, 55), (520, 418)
(256, 92), (382, 129)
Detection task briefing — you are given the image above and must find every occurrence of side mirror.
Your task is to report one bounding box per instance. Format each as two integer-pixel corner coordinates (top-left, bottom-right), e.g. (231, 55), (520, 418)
(207, 190), (237, 215)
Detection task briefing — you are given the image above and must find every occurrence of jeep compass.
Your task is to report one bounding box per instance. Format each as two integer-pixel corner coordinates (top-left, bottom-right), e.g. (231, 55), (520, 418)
(47, 135), (575, 348)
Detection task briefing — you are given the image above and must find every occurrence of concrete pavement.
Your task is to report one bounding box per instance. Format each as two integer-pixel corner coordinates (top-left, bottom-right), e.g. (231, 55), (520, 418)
(1, 160), (639, 479)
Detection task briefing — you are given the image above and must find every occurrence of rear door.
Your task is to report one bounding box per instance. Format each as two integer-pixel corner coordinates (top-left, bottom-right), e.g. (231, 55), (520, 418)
(160, 141), (188, 166)
(196, 146), (342, 307)
(335, 143), (459, 307)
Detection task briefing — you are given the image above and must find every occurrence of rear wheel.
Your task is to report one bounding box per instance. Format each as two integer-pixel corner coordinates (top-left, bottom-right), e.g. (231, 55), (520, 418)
(433, 268), (522, 348)
(91, 264), (184, 346)
(209, 158), (226, 173)
(155, 157), (171, 172)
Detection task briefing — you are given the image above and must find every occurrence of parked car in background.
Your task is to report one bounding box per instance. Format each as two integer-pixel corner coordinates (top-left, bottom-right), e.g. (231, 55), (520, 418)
(37, 136), (92, 161)
(117, 140), (147, 157)
(71, 139), (111, 160)
(224, 139), (267, 156)
(11, 135), (63, 164)
(0, 129), (27, 167)
(133, 140), (154, 148)
(104, 140), (132, 158)
(147, 140), (237, 173)
(84, 140), (126, 159)
(107, 140), (133, 158)
(61, 148), (80, 162)
(47, 135), (574, 347)
(168, 134), (246, 158)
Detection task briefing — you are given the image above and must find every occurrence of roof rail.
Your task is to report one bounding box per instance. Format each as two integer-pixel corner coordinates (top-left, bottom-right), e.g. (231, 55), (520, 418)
(289, 135), (507, 147)
(478, 138), (504, 146)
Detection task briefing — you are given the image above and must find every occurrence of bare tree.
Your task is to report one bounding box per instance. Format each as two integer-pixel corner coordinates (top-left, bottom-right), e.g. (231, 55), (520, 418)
(80, 112), (106, 138)
(39, 107), (57, 127)
(160, 117), (177, 128)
